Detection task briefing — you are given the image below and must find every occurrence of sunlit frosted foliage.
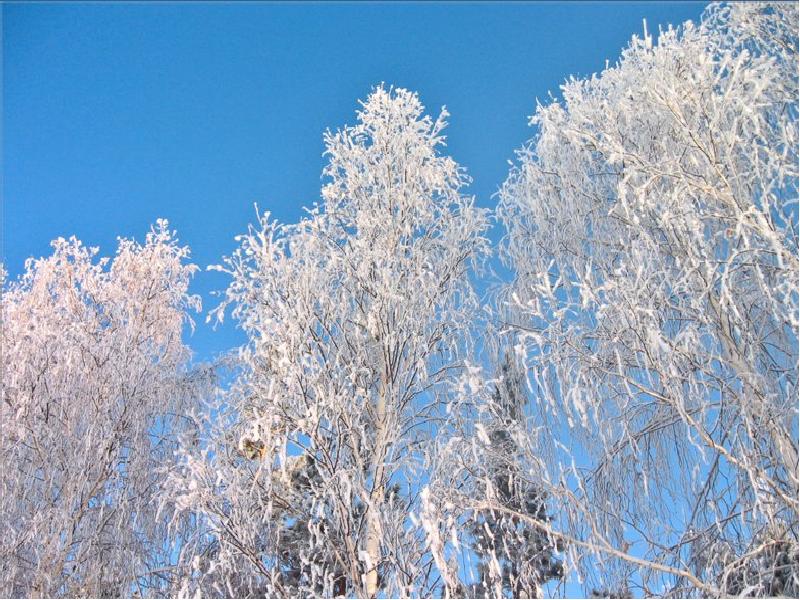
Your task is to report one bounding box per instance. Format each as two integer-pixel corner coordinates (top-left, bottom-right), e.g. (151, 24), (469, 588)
(497, 2), (798, 596)
(5, 3), (797, 598)
(166, 87), (489, 598)
(0, 221), (203, 597)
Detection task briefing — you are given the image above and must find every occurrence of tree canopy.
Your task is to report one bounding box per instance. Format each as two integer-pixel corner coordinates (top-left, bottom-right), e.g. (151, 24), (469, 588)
(2, 3), (797, 598)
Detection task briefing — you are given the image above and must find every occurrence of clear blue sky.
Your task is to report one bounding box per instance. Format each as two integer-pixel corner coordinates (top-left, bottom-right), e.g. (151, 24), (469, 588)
(3, 1), (705, 363)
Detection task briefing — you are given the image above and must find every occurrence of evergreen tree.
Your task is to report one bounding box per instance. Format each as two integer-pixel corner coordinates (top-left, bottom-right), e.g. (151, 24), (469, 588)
(465, 355), (563, 598)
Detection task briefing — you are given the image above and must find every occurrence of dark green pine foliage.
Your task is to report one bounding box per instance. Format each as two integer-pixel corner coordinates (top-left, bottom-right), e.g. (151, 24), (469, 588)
(718, 534), (798, 598)
(271, 454), (399, 597)
(270, 454), (350, 597)
(467, 356), (563, 599)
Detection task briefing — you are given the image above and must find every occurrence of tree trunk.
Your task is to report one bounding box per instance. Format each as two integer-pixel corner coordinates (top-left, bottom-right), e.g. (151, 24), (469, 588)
(365, 375), (388, 597)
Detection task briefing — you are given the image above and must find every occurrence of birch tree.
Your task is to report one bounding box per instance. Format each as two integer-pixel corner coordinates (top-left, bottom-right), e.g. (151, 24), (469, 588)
(168, 87), (489, 598)
(497, 2), (798, 596)
(0, 221), (203, 598)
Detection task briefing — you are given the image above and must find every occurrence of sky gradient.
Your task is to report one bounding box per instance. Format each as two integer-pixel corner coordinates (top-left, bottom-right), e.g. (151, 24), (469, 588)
(3, 1), (706, 363)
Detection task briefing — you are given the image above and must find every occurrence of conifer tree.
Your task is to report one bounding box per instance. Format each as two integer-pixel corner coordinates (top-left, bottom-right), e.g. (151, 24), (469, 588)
(465, 355), (563, 599)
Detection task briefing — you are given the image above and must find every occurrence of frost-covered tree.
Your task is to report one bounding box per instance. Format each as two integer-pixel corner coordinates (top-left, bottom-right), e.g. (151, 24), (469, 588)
(497, 2), (798, 596)
(468, 354), (562, 598)
(167, 87), (489, 598)
(415, 347), (568, 600)
(0, 221), (203, 598)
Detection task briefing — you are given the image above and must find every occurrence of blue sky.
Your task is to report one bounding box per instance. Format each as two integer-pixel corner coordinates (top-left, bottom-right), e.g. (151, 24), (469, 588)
(3, 1), (705, 363)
